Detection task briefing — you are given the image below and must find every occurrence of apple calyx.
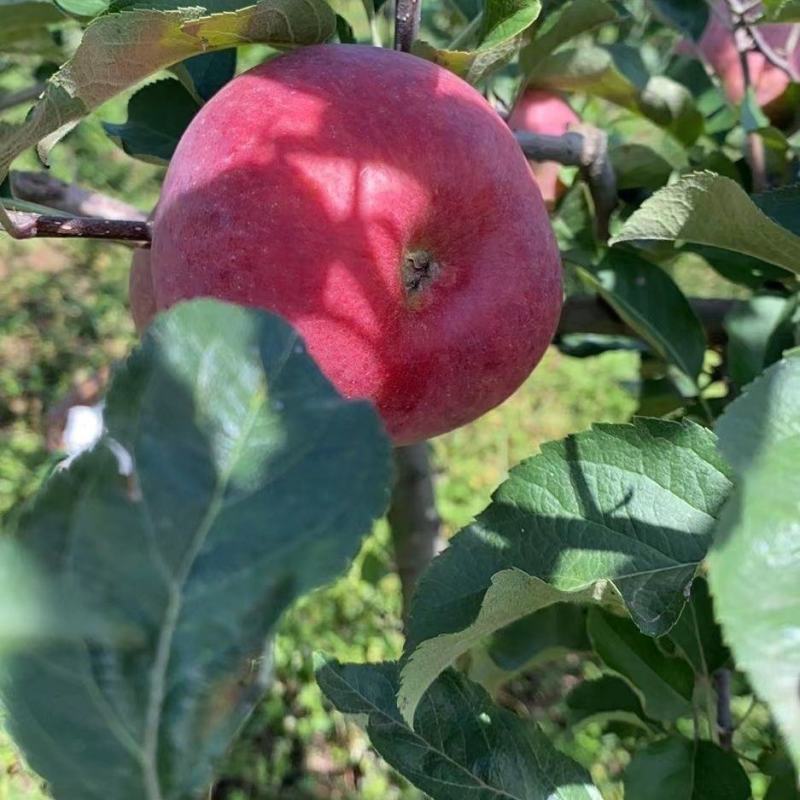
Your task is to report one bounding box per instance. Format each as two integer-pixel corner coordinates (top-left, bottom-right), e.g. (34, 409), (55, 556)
(402, 249), (441, 299)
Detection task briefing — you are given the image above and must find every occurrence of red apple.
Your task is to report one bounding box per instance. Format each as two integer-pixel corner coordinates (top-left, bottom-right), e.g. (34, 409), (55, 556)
(684, 2), (799, 112)
(508, 89), (579, 208)
(138, 44), (562, 445)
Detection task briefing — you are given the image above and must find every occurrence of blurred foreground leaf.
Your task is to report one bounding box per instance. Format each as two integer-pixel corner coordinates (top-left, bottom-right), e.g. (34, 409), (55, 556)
(0, 300), (392, 800)
(708, 352), (800, 772)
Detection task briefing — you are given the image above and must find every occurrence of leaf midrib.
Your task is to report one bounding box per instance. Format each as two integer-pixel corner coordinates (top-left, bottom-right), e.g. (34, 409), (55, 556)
(140, 387), (265, 800)
(326, 667), (524, 800)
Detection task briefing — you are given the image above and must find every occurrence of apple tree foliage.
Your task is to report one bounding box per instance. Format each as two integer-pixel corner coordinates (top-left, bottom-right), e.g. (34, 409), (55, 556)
(1, 0), (800, 798)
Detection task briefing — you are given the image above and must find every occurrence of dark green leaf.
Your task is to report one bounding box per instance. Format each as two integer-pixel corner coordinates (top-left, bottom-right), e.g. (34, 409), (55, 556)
(754, 185), (800, 239)
(557, 334), (645, 359)
(725, 294), (791, 388)
(172, 49), (236, 102)
(662, 577), (729, 675)
(636, 376), (687, 418)
(578, 250), (707, 383)
(318, 661), (602, 800)
(0, 300), (392, 800)
(335, 12), (355, 42)
(649, 0), (709, 40)
(488, 603), (590, 671)
(399, 419), (732, 722)
(689, 245), (795, 290)
(103, 79), (199, 164)
(588, 609), (694, 722)
(624, 737), (751, 800)
(565, 674), (651, 730)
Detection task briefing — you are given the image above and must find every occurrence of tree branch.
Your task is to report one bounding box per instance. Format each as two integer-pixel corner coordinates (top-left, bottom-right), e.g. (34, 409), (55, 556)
(3, 210), (151, 242)
(394, 0), (421, 52)
(714, 668), (734, 749)
(388, 444), (444, 622)
(10, 171), (147, 221)
(516, 127), (617, 242)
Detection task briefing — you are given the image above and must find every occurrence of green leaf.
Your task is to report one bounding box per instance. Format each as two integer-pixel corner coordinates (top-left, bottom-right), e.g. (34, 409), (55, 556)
(725, 294), (792, 388)
(412, 0), (541, 84)
(488, 603), (590, 672)
(519, 0), (619, 80)
(741, 86), (771, 132)
(318, 661), (602, 800)
(638, 75), (703, 145)
(577, 250), (706, 383)
(588, 609), (694, 722)
(103, 79), (199, 164)
(624, 737), (751, 800)
(0, 0), (336, 196)
(53, 0), (109, 20)
(709, 352), (800, 771)
(565, 674), (652, 731)
(763, 0), (800, 22)
(399, 419), (732, 724)
(171, 49), (237, 102)
(715, 350), (800, 473)
(335, 12), (355, 43)
(663, 577), (729, 675)
(529, 45), (641, 109)
(611, 172), (800, 276)
(0, 0), (65, 31)
(689, 245), (795, 290)
(531, 44), (701, 141)
(754, 185), (800, 239)
(0, 300), (392, 800)
(648, 0), (709, 40)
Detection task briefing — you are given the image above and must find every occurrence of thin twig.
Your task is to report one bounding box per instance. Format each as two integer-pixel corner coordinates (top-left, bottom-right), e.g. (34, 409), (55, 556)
(515, 127), (617, 241)
(2, 210), (151, 242)
(0, 83), (45, 114)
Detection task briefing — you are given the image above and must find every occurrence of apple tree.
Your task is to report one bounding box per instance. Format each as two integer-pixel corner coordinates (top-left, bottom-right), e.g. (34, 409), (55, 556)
(1, 0), (799, 798)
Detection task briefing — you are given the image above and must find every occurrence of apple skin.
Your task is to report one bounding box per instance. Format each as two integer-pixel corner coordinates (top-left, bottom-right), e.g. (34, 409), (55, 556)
(686, 3), (799, 113)
(508, 90), (578, 208)
(141, 44), (562, 445)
